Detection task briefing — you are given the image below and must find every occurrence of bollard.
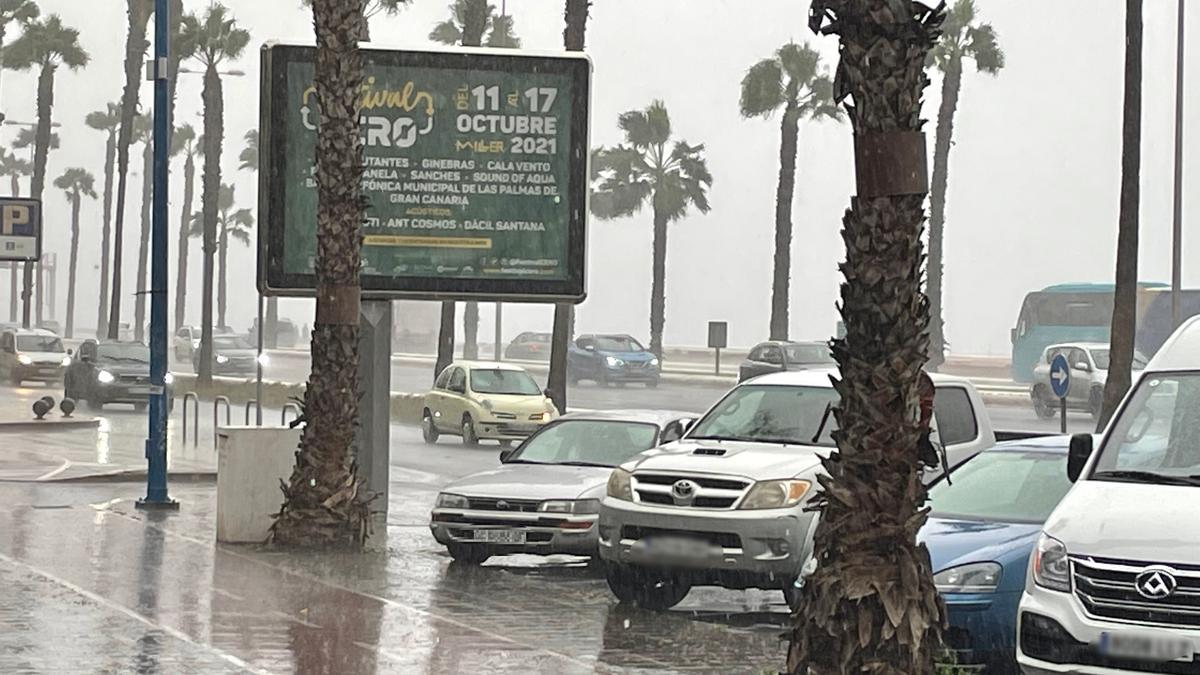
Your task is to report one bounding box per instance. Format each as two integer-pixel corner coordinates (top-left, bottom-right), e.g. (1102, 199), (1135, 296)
(281, 402), (301, 427)
(181, 392), (199, 447)
(213, 396), (231, 450)
(244, 399), (259, 426)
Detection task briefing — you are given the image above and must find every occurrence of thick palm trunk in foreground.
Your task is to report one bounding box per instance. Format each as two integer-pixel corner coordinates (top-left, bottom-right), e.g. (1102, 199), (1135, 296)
(787, 2), (946, 673)
(271, 0), (369, 547)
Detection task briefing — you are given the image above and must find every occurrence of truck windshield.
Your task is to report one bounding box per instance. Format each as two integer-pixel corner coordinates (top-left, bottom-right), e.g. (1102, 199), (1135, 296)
(1092, 373), (1200, 485)
(688, 384), (838, 446)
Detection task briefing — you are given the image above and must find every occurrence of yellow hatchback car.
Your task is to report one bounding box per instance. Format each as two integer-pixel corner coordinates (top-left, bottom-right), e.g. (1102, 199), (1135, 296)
(423, 361), (559, 446)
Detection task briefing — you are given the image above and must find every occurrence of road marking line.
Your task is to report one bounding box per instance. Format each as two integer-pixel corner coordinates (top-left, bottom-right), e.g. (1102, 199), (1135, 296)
(35, 459), (71, 481)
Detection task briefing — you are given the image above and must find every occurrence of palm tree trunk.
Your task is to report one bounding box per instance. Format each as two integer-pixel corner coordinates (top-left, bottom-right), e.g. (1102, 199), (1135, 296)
(786, 2), (946, 672)
(434, 302), (455, 381)
(173, 152), (194, 331)
(461, 0), (488, 46)
(271, 0), (369, 548)
(98, 132), (115, 337)
(66, 192), (81, 338)
(25, 63), (54, 328)
(462, 301), (478, 359)
(9, 172), (19, 323)
(217, 222), (228, 330)
(927, 58), (963, 371)
(1099, 0), (1143, 429)
(563, 0), (589, 50)
(648, 206), (668, 358)
(109, 1), (150, 339)
(769, 103), (800, 341)
(198, 66), (223, 387)
(134, 138), (152, 342)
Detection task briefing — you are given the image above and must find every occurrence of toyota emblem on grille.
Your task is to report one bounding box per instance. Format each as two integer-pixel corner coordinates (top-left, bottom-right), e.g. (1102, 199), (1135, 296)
(671, 479), (699, 504)
(495, 500), (509, 510)
(1135, 567), (1178, 600)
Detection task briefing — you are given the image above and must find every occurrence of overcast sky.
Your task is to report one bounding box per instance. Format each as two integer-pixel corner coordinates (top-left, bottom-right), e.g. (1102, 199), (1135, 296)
(3, 0), (1197, 355)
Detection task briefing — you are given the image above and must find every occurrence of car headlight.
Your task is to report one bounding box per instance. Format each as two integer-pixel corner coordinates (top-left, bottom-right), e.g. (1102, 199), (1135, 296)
(606, 468), (633, 501)
(650, 357), (660, 367)
(16, 354), (32, 365)
(435, 493), (469, 509)
(164, 372), (174, 385)
(1033, 533), (1071, 592)
(531, 411), (551, 422)
(216, 354), (229, 364)
(256, 353), (270, 366)
(539, 499), (601, 514)
(97, 370), (115, 384)
(60, 356), (71, 367)
(739, 479), (812, 510)
(934, 562), (1002, 593)
(604, 355), (624, 367)
(192, 339), (200, 348)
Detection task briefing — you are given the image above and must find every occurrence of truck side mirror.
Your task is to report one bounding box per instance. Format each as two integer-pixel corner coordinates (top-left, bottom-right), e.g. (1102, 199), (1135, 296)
(1067, 434), (1093, 483)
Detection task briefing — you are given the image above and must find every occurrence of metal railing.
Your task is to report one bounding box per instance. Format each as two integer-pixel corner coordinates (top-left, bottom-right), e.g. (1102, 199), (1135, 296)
(181, 392), (199, 447)
(212, 396), (231, 449)
(281, 402), (301, 427)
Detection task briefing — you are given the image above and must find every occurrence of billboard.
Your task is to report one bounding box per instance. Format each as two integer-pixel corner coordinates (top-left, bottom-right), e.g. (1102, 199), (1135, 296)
(258, 43), (591, 303)
(0, 198), (42, 262)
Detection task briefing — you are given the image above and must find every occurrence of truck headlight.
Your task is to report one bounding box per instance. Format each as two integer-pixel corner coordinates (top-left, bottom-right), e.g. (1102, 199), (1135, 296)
(739, 479), (811, 510)
(164, 372), (174, 385)
(16, 354), (32, 365)
(605, 355), (624, 368)
(216, 354), (229, 364)
(435, 493), (469, 509)
(1033, 533), (1071, 592)
(606, 468), (633, 501)
(97, 370), (115, 384)
(934, 562), (1002, 593)
(539, 499), (601, 514)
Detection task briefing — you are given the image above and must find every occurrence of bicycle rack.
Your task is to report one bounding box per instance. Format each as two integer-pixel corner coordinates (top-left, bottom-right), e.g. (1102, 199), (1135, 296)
(244, 399), (258, 426)
(213, 396), (231, 449)
(281, 402), (301, 427)
(181, 392), (199, 448)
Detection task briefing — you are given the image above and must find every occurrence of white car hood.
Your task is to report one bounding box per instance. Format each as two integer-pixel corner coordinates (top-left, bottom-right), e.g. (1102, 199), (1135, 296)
(624, 439), (827, 481)
(1045, 480), (1200, 562)
(22, 350), (65, 364)
(441, 463), (613, 501)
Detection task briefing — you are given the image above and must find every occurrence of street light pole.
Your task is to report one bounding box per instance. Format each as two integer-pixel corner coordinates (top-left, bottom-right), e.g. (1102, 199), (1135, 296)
(138, 0), (177, 510)
(1172, 0), (1186, 328)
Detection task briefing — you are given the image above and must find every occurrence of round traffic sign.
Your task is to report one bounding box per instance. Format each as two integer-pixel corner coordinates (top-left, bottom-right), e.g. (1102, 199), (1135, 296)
(1049, 353), (1071, 399)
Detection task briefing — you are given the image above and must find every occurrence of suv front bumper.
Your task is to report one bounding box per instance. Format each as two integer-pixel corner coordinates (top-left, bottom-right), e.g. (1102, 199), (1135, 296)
(597, 496), (815, 588)
(430, 508), (597, 556)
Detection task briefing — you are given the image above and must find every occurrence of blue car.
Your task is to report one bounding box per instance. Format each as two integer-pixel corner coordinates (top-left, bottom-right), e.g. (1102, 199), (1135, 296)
(568, 334), (660, 387)
(921, 436), (1082, 673)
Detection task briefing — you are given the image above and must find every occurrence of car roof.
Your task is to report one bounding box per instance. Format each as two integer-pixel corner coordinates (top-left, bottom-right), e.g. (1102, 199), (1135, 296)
(454, 360), (528, 371)
(746, 367), (971, 388)
(1145, 315), (1200, 372)
(8, 327), (58, 337)
(558, 409), (695, 426)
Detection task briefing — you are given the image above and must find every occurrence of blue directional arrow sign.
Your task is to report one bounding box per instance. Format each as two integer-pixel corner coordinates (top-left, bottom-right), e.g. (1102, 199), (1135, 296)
(1050, 353), (1071, 399)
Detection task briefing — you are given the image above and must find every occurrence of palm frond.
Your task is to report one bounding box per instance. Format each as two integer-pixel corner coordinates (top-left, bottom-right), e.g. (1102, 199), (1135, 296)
(485, 14), (520, 48)
(589, 145), (653, 220)
(3, 14), (90, 71)
(428, 18), (462, 45)
(739, 58), (785, 118)
(966, 24), (1004, 74)
(777, 42), (820, 88)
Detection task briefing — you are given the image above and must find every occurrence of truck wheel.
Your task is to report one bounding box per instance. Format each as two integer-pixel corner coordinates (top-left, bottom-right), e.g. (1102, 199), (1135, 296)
(605, 564), (690, 611)
(446, 543), (490, 564)
(461, 415), (479, 447)
(1032, 386), (1056, 420)
(422, 410), (440, 444)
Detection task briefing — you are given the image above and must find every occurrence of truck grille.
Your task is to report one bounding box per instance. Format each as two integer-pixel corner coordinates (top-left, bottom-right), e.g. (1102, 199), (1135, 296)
(118, 374), (150, 384)
(631, 472), (751, 509)
(465, 497), (540, 512)
(1073, 556), (1200, 628)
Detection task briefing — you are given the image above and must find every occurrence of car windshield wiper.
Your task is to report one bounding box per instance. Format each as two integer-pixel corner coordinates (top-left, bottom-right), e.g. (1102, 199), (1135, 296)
(1092, 470), (1200, 486)
(811, 402), (833, 444)
(557, 460), (611, 468)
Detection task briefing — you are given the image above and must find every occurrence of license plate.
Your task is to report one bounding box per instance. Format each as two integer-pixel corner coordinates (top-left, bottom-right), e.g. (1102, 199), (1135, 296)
(474, 529), (526, 544)
(1099, 631), (1194, 663)
(635, 536), (718, 563)
(505, 425), (537, 434)
(127, 387), (150, 395)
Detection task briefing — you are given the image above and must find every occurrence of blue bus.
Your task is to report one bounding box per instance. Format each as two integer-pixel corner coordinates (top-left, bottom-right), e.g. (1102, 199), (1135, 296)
(1009, 283), (1174, 382)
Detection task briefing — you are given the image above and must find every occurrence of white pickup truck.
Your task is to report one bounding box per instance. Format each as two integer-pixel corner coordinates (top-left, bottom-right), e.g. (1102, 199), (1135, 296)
(598, 368), (995, 610)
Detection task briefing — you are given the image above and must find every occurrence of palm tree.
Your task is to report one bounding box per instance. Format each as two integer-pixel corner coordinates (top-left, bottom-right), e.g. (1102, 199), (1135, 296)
(926, 0), (1003, 369)
(0, 0), (38, 98)
(188, 184), (251, 330)
(108, 0), (154, 339)
(786, 2), (947, 672)
(430, 0), (520, 363)
(132, 112), (153, 342)
(271, 0), (371, 548)
(4, 14), (89, 328)
(740, 42), (840, 341)
(237, 127), (279, 346)
(591, 101), (712, 357)
(0, 147), (29, 322)
(180, 3), (249, 386)
(1099, 0), (1143, 428)
(85, 102), (121, 337)
(171, 123), (198, 332)
(545, 0), (590, 413)
(300, 0), (407, 41)
(53, 168), (96, 338)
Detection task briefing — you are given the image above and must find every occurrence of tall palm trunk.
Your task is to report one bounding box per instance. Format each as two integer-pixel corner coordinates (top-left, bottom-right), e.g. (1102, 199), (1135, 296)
(434, 302), (454, 381)
(462, 301), (478, 359)
(25, 63), (54, 328)
(9, 172), (19, 322)
(648, 207), (667, 358)
(1099, 0), (1143, 429)
(66, 190), (81, 338)
(271, 0), (369, 547)
(769, 102), (800, 341)
(134, 137), (151, 342)
(217, 221), (228, 329)
(109, 3), (150, 339)
(546, 0), (590, 412)
(173, 151), (194, 331)
(197, 66), (223, 386)
(98, 131), (115, 337)
(926, 58), (963, 371)
(787, 2), (946, 672)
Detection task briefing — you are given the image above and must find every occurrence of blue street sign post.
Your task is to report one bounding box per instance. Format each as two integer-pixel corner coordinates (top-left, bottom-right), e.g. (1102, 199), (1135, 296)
(137, 0), (177, 511)
(1050, 353), (1071, 434)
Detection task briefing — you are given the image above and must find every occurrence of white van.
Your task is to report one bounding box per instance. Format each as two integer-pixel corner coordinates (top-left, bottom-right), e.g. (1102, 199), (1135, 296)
(1017, 316), (1200, 673)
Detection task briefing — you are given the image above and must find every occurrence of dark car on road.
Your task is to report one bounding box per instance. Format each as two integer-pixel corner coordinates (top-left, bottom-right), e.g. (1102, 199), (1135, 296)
(568, 334), (660, 387)
(65, 340), (174, 410)
(193, 334), (262, 376)
(737, 340), (834, 382)
(504, 332), (553, 361)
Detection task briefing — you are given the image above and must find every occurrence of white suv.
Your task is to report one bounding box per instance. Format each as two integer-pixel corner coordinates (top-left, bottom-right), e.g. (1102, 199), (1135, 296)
(1018, 316), (1200, 673)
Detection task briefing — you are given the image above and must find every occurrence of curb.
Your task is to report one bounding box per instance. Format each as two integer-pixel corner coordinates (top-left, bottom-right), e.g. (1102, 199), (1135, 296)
(0, 418), (101, 433)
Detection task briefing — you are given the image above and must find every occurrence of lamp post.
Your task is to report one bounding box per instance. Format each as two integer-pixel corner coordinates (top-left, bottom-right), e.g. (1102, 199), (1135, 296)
(1172, 0), (1186, 328)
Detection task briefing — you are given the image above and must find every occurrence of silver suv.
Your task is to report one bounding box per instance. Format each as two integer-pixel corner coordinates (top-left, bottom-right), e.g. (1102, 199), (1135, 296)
(598, 369), (994, 610)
